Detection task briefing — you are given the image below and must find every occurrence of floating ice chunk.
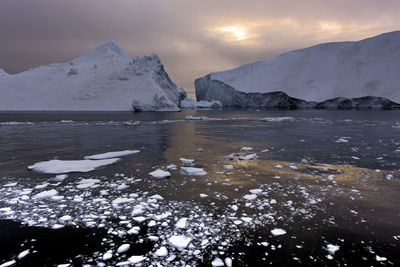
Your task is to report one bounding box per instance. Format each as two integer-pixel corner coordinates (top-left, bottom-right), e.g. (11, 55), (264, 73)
(52, 224), (64, 230)
(59, 215), (72, 221)
(133, 216), (147, 223)
(4, 182), (18, 187)
(241, 217), (252, 223)
(131, 208), (143, 216)
(326, 244), (339, 254)
(33, 189), (58, 200)
(241, 147), (253, 151)
(128, 255), (146, 264)
(376, 255), (387, 262)
(76, 178), (101, 189)
(112, 197), (133, 206)
(117, 244), (130, 254)
(275, 164), (283, 168)
(155, 246), (168, 257)
(223, 165), (234, 170)
(175, 218), (188, 229)
(211, 258), (224, 267)
(128, 226), (140, 235)
(335, 137), (350, 143)
(260, 117), (293, 122)
(0, 260), (16, 267)
(17, 249), (30, 259)
(34, 182), (49, 189)
(149, 194), (164, 200)
(166, 164), (177, 170)
(230, 205), (238, 211)
(271, 228), (286, 236)
(261, 149), (269, 152)
(149, 169), (171, 178)
(52, 174), (68, 181)
(154, 212), (171, 220)
(180, 158), (195, 164)
(234, 220), (243, 225)
(200, 193), (208, 198)
(243, 194), (257, 200)
(181, 167), (207, 176)
(249, 189), (262, 194)
(84, 150), (140, 160)
(239, 153), (257, 160)
(225, 258), (233, 267)
(28, 158), (119, 174)
(327, 175), (335, 181)
(168, 235), (192, 249)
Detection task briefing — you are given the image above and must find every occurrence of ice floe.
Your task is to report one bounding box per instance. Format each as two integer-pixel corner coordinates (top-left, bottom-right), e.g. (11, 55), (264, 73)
(271, 228), (287, 236)
(28, 158), (120, 174)
(180, 167), (207, 176)
(149, 169), (171, 178)
(84, 150), (140, 159)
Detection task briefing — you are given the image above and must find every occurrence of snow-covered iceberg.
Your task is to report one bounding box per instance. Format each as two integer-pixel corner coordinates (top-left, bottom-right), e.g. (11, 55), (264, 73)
(0, 41), (186, 111)
(195, 31), (400, 109)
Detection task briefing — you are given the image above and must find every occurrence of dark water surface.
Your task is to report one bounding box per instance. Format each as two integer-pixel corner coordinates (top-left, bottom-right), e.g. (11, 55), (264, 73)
(0, 110), (399, 266)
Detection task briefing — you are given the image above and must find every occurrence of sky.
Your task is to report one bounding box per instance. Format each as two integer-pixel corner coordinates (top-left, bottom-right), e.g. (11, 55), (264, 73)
(1, 0), (400, 97)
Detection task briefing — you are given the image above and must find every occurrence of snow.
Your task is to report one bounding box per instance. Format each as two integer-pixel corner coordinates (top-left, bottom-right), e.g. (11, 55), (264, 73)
(28, 158), (120, 174)
(202, 31), (400, 103)
(33, 189), (58, 200)
(271, 228), (287, 236)
(326, 244), (340, 254)
(168, 235), (192, 249)
(180, 167), (207, 176)
(117, 244), (130, 254)
(149, 169), (171, 178)
(84, 150), (140, 159)
(155, 246), (168, 257)
(0, 41), (186, 111)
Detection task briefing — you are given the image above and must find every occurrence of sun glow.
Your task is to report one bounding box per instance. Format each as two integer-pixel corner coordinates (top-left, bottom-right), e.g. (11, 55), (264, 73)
(219, 26), (248, 41)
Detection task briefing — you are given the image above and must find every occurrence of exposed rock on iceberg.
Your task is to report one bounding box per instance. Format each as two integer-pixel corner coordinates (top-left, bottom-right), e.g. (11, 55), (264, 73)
(0, 41), (186, 111)
(195, 31), (400, 109)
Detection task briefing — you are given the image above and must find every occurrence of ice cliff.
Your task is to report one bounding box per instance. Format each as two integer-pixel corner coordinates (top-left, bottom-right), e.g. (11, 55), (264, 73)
(0, 41), (186, 111)
(195, 31), (400, 109)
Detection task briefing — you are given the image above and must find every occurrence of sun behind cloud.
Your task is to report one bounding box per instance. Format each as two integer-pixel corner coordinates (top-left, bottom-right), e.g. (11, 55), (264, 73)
(218, 25), (248, 41)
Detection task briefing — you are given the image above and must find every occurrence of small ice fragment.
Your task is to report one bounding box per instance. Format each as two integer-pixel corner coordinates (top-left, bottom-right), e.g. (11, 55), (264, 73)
(225, 258), (233, 267)
(335, 137), (349, 143)
(0, 260), (16, 267)
(231, 205), (238, 211)
(166, 164), (177, 170)
(59, 215), (72, 221)
(241, 217), (252, 223)
(53, 174), (68, 181)
(149, 169), (171, 178)
(102, 251), (112, 260)
(327, 175), (335, 181)
(117, 244), (130, 254)
(200, 193), (208, 198)
(175, 218), (188, 229)
(241, 147), (253, 151)
(376, 255), (387, 262)
(132, 216), (147, 223)
(249, 189), (262, 194)
(127, 226), (140, 235)
(128, 256), (146, 264)
(180, 158), (195, 164)
(168, 235), (192, 249)
(211, 258), (224, 267)
(239, 153), (257, 160)
(261, 149), (269, 152)
(271, 228), (286, 236)
(181, 167), (207, 176)
(84, 150), (140, 160)
(155, 246), (168, 257)
(243, 194), (257, 200)
(33, 189), (58, 200)
(4, 182), (18, 187)
(275, 165), (283, 168)
(112, 197), (133, 206)
(17, 249), (30, 259)
(223, 165), (234, 170)
(149, 194), (164, 200)
(327, 244), (340, 254)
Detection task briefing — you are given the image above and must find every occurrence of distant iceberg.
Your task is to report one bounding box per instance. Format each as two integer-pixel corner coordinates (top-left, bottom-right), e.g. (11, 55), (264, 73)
(0, 41), (186, 111)
(195, 31), (400, 109)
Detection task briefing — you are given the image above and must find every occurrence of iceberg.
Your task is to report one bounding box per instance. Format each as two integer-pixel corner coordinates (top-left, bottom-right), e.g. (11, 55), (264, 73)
(0, 41), (186, 111)
(195, 31), (400, 109)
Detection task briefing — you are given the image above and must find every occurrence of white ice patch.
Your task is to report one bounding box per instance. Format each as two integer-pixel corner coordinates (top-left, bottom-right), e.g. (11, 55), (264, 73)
(155, 246), (168, 257)
(243, 194), (257, 200)
(271, 228), (287, 236)
(128, 255), (146, 264)
(175, 217), (188, 229)
(149, 169), (171, 178)
(326, 244), (340, 254)
(241, 147), (253, 151)
(180, 158), (195, 164)
(76, 178), (101, 189)
(180, 167), (207, 176)
(249, 189), (263, 194)
(239, 153), (257, 160)
(84, 150), (140, 160)
(376, 255), (387, 262)
(168, 235), (192, 249)
(211, 258), (225, 266)
(223, 165), (234, 170)
(32, 189), (58, 200)
(117, 244), (130, 254)
(28, 158), (120, 174)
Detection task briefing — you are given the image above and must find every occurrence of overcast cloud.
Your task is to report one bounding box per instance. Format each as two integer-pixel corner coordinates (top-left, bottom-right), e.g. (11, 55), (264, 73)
(1, 0), (399, 96)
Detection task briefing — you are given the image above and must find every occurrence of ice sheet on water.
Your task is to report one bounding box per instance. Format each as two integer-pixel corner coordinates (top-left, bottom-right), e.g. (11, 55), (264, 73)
(84, 150), (140, 160)
(28, 158), (120, 174)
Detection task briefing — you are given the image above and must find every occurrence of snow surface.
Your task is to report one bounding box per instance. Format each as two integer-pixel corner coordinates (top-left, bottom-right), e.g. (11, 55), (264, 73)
(0, 41), (186, 111)
(84, 150), (140, 160)
(205, 31), (400, 102)
(28, 158), (120, 174)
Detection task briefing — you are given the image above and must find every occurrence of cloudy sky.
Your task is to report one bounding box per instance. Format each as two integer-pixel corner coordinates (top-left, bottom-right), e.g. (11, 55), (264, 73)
(1, 0), (399, 97)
